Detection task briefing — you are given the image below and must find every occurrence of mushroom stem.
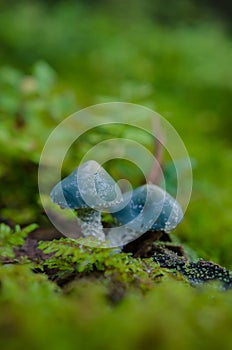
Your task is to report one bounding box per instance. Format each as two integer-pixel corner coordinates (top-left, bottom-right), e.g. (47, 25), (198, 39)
(106, 227), (138, 247)
(76, 208), (105, 241)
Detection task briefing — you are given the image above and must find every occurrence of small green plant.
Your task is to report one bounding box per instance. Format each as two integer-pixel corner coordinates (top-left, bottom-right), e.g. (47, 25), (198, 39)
(38, 237), (169, 291)
(0, 223), (37, 260)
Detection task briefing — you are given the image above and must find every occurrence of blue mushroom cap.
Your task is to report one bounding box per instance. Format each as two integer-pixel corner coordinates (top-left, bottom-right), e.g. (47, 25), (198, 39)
(50, 160), (122, 211)
(111, 184), (183, 233)
(50, 169), (86, 209)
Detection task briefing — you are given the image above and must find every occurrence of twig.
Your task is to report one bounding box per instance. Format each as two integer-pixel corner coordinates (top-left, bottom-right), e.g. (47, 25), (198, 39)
(146, 119), (165, 185)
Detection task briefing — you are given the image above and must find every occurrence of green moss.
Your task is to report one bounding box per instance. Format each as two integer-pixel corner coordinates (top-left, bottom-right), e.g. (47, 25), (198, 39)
(1, 226), (232, 349)
(38, 238), (169, 293)
(2, 263), (232, 350)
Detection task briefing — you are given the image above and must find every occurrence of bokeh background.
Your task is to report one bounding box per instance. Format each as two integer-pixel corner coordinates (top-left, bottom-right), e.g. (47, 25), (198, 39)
(0, 0), (232, 266)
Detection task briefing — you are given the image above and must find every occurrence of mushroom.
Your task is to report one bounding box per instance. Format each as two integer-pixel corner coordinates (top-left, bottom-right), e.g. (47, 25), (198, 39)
(106, 184), (183, 246)
(50, 160), (122, 241)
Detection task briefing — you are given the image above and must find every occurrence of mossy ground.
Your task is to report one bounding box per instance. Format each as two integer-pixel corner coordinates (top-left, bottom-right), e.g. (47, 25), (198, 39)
(1, 224), (232, 350)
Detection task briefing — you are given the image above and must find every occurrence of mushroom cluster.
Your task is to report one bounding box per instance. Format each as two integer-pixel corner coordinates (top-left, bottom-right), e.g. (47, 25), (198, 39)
(50, 160), (183, 246)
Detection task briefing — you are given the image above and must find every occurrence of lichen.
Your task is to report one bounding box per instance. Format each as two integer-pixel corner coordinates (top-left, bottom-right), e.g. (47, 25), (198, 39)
(152, 245), (232, 289)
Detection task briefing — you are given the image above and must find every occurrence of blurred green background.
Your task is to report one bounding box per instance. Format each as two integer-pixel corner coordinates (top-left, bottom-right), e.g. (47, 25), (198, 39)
(0, 0), (232, 267)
